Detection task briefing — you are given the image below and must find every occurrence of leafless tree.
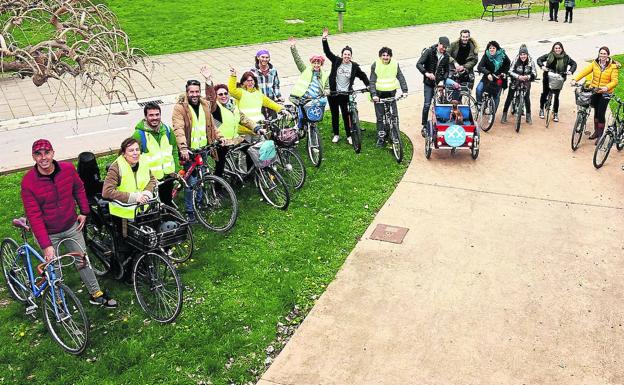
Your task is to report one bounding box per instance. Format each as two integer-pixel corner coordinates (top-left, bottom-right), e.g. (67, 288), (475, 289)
(0, 0), (153, 106)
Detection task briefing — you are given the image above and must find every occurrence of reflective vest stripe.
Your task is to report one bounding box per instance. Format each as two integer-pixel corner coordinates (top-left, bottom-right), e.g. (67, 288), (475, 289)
(109, 156), (151, 219)
(142, 127), (174, 180)
(374, 59), (399, 91)
(218, 103), (241, 139)
(189, 105), (208, 149)
(238, 90), (264, 123)
(290, 67), (329, 98)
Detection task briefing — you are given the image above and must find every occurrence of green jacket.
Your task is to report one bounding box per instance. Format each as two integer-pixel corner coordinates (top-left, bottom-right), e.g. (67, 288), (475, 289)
(132, 120), (180, 173)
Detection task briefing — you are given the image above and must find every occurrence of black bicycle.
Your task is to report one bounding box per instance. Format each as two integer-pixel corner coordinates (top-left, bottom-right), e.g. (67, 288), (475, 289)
(476, 74), (503, 132)
(375, 94), (407, 163)
(543, 70), (565, 128)
(593, 95), (622, 169)
(509, 79), (531, 133)
(331, 88), (369, 153)
(570, 84), (598, 151)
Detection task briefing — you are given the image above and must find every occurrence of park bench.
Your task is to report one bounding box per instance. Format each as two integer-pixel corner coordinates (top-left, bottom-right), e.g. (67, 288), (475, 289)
(481, 0), (533, 21)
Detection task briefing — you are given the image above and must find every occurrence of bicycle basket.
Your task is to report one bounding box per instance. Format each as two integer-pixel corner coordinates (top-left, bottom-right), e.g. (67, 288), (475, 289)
(247, 140), (276, 168)
(548, 73), (564, 90)
(276, 128), (299, 147)
(303, 99), (326, 122)
(483, 79), (501, 95)
(575, 88), (592, 107)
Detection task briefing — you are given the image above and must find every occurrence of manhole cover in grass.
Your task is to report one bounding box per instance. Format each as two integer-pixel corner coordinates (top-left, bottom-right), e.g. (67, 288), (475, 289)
(538, 40), (551, 43)
(285, 19), (305, 24)
(370, 224), (409, 244)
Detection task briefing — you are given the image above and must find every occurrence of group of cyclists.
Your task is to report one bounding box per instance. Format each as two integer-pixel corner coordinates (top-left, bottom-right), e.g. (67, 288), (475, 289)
(15, 27), (621, 318)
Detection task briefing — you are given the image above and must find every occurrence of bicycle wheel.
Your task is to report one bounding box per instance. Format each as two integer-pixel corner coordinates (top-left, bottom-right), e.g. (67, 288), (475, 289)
(350, 110), (362, 154)
(471, 133), (480, 160)
(160, 205), (194, 264)
(1, 238), (29, 303)
(424, 130), (432, 159)
(617, 124), (624, 151)
(570, 112), (586, 151)
(83, 216), (115, 276)
(545, 93), (552, 128)
(592, 131), (614, 169)
(307, 123), (323, 168)
(133, 252), (182, 323)
(389, 116), (403, 163)
(256, 167), (290, 210)
(42, 283), (89, 355)
(460, 92), (478, 120)
(275, 147), (306, 190)
(193, 175), (238, 233)
(478, 96), (495, 132)
(515, 94), (524, 133)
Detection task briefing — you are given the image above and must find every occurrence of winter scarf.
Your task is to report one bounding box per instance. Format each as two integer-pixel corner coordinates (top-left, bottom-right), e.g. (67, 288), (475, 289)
(486, 48), (506, 72)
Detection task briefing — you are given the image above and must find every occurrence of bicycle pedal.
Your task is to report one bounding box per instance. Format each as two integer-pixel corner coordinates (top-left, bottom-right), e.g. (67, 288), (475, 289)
(25, 304), (37, 316)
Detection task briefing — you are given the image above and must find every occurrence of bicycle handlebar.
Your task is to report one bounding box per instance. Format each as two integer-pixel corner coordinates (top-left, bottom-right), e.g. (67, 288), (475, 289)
(375, 94), (408, 103)
(329, 88), (369, 96)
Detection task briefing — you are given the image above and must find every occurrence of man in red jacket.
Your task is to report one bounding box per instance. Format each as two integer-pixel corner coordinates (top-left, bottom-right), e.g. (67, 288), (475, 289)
(21, 139), (117, 308)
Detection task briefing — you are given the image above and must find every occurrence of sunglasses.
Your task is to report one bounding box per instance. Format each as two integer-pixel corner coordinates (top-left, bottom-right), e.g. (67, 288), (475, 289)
(217, 92), (229, 96)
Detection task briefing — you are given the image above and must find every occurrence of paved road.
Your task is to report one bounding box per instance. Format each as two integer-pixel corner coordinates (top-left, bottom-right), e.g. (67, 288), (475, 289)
(257, 6), (624, 385)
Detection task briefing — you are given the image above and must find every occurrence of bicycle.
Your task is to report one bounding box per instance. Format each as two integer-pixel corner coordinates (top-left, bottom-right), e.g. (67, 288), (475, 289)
(476, 74), (503, 132)
(593, 95), (623, 169)
(261, 111), (307, 191)
(570, 84), (598, 151)
(173, 141), (238, 233)
(293, 95), (326, 168)
(434, 73), (478, 113)
(509, 78), (532, 133)
(330, 88), (369, 154)
(223, 139), (290, 210)
(1, 219), (89, 354)
(543, 70), (565, 128)
(375, 94), (407, 163)
(84, 198), (183, 323)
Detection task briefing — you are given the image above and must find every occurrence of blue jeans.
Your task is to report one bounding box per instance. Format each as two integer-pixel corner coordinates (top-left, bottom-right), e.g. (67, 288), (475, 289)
(476, 80), (502, 112)
(183, 161), (201, 214)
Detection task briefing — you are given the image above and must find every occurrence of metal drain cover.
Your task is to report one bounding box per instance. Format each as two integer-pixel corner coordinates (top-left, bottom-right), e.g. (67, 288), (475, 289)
(370, 224), (409, 244)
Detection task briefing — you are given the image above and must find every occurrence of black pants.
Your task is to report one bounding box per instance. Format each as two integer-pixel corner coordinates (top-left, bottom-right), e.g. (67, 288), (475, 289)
(213, 146), (230, 178)
(503, 86), (532, 114)
(565, 7), (573, 21)
(591, 93), (610, 123)
(328, 93), (351, 137)
(540, 75), (561, 113)
(549, 2), (560, 20)
(158, 178), (174, 207)
(374, 90), (397, 138)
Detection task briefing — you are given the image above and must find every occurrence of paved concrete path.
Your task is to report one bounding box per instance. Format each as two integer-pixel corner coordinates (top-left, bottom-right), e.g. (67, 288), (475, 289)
(1, 5), (623, 171)
(256, 6), (624, 385)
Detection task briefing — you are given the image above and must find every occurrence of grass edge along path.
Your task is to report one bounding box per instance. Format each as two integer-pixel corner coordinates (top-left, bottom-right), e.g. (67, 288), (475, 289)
(103, 0), (624, 56)
(0, 120), (412, 385)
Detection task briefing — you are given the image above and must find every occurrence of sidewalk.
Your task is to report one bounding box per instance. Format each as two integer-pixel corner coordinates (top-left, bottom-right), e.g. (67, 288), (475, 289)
(256, 6), (624, 385)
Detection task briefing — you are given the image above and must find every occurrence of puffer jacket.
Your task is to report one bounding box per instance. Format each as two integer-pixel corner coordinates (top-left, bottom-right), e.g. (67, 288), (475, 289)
(21, 161), (90, 249)
(416, 45), (451, 87)
(509, 54), (537, 81)
(574, 58), (620, 93)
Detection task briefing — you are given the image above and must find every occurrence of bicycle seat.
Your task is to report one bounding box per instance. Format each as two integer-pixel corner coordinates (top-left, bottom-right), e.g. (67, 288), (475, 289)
(12, 217), (30, 232)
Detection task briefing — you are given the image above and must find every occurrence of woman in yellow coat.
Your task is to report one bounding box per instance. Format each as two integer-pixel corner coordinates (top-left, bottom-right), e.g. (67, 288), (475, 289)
(228, 67), (283, 130)
(572, 46), (620, 142)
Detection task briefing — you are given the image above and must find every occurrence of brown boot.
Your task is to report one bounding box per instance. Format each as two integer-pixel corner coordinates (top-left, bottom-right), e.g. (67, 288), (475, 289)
(588, 119), (601, 140)
(592, 123), (605, 145)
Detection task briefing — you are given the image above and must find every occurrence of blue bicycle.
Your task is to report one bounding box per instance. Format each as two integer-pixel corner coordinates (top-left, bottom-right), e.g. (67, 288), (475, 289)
(1, 218), (89, 354)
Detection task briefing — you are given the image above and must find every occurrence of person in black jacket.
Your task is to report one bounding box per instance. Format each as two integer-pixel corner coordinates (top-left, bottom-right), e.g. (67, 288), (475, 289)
(501, 44), (537, 124)
(322, 27), (370, 145)
(416, 36), (455, 135)
(536, 42), (576, 122)
(476, 41), (511, 114)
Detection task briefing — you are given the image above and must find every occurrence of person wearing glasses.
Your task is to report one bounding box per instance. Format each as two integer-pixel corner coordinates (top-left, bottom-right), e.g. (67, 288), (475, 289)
(250, 49), (283, 120)
(228, 67), (283, 125)
(172, 76), (222, 223)
(201, 67), (262, 178)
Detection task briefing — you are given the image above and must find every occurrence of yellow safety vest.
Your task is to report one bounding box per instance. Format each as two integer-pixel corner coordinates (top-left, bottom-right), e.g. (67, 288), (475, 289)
(374, 59), (399, 92)
(141, 127), (175, 180)
(290, 67), (330, 98)
(109, 156), (151, 220)
(238, 90), (264, 123)
(189, 105), (207, 149)
(217, 102), (241, 140)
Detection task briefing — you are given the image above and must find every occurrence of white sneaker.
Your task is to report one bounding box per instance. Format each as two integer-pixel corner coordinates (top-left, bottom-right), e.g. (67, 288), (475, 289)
(346, 136), (352, 145)
(331, 135), (340, 143)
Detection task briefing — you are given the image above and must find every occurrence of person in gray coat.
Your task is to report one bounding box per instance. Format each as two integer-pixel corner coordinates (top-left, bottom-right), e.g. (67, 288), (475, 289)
(564, 0), (575, 23)
(501, 44), (537, 124)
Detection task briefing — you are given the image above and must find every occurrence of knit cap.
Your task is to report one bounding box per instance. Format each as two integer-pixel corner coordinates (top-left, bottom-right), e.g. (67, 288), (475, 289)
(518, 44), (529, 55)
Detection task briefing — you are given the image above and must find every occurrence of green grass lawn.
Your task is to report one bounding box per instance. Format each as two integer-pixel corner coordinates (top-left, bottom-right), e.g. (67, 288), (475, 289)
(103, 0), (624, 56)
(612, 54), (624, 102)
(0, 120), (413, 385)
